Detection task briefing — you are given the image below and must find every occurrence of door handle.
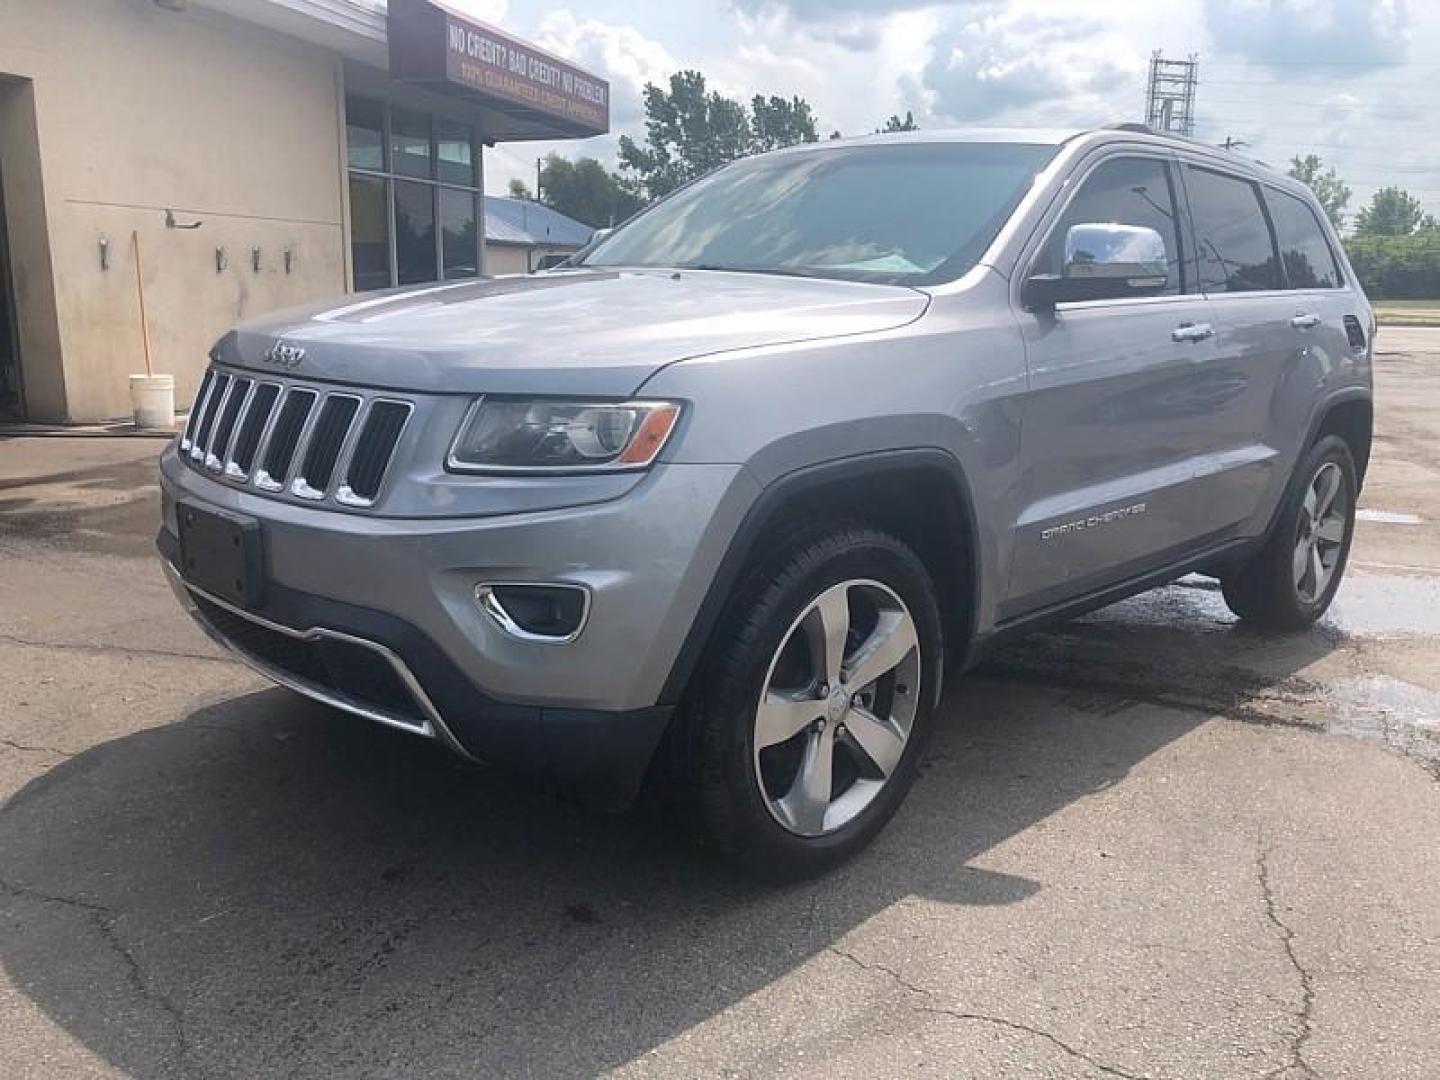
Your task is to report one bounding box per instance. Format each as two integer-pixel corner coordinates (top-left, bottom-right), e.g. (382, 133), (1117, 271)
(1290, 313), (1322, 329)
(1171, 322), (1215, 343)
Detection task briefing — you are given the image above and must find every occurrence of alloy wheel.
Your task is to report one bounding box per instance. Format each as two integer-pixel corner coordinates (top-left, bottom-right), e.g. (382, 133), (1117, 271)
(752, 579), (922, 838)
(1293, 461), (1348, 605)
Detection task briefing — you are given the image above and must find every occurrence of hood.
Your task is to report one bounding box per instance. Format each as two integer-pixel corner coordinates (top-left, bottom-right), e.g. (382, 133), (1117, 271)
(220, 269), (929, 397)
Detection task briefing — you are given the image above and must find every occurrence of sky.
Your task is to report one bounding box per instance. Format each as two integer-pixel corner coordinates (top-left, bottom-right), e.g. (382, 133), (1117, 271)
(449, 0), (1440, 229)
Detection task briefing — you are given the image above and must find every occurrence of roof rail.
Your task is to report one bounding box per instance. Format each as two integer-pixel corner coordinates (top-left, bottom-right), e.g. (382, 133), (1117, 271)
(1106, 122), (1155, 134)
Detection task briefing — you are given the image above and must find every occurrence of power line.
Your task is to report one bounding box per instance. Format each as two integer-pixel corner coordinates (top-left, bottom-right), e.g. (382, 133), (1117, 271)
(1202, 96), (1435, 109)
(1203, 60), (1440, 68)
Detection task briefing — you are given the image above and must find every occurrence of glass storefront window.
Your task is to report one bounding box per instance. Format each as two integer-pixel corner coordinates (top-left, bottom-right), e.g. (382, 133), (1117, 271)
(394, 180), (437, 285)
(345, 96), (385, 172)
(391, 106), (432, 180)
(440, 188), (479, 279)
(345, 99), (482, 291)
(436, 118), (476, 186)
(348, 174), (391, 292)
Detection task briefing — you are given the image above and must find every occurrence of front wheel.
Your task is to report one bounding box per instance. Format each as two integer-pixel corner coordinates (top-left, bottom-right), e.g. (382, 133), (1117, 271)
(1221, 435), (1357, 629)
(688, 525), (944, 878)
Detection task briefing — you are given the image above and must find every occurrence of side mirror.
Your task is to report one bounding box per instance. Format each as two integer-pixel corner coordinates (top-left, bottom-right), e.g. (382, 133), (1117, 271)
(564, 227), (614, 268)
(1024, 223), (1169, 310)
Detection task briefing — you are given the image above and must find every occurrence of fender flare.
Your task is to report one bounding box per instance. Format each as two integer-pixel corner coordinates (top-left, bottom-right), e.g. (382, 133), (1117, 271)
(1305, 386), (1373, 475)
(655, 447), (982, 706)
(1250, 386), (1374, 551)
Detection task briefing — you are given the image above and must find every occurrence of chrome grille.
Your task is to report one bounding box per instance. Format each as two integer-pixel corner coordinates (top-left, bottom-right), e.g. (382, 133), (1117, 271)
(256, 388), (317, 491)
(179, 365), (413, 509)
(293, 394), (360, 500)
(339, 401), (411, 506)
(227, 382), (280, 480)
(205, 377), (252, 472)
(180, 370), (215, 452)
(187, 372), (230, 462)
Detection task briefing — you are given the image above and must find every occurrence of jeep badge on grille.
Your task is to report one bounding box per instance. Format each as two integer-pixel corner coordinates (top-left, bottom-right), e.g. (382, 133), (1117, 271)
(264, 342), (305, 369)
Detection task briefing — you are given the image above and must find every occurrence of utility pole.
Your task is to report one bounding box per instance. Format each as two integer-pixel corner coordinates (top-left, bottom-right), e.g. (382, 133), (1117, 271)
(536, 157), (542, 204)
(1144, 51), (1199, 137)
(1220, 136), (1248, 151)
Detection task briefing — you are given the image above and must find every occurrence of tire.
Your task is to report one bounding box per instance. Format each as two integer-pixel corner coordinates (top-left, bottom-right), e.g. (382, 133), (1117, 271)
(687, 522), (944, 879)
(1221, 435), (1357, 630)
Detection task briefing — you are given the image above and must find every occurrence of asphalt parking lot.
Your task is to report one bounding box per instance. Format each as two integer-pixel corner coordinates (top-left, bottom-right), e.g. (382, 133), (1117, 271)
(2, 330), (1438, 1079)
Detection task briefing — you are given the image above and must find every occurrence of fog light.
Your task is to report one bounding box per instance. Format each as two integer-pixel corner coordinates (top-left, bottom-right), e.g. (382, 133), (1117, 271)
(475, 582), (590, 644)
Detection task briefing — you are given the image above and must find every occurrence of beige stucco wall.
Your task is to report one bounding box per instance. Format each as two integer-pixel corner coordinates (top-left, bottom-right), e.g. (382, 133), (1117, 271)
(0, 0), (349, 421)
(484, 244), (530, 277)
(484, 243), (579, 276)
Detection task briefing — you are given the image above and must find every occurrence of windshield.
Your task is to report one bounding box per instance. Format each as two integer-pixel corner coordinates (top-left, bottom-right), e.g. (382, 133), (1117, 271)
(581, 142), (1056, 286)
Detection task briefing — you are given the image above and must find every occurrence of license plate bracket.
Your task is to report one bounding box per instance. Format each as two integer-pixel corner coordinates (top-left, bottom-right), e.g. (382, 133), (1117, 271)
(177, 501), (265, 609)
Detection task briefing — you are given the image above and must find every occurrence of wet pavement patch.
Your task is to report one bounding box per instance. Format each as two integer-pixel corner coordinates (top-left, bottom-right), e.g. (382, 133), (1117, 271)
(1324, 675), (1440, 777)
(1081, 571), (1440, 640)
(1322, 571), (1440, 638)
(1356, 508), (1424, 525)
(986, 569), (1440, 778)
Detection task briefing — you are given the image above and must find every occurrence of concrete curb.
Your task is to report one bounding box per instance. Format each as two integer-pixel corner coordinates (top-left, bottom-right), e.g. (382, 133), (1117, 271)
(0, 423), (180, 439)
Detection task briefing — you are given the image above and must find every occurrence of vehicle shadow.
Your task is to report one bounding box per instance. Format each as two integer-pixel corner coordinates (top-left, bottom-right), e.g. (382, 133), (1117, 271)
(0, 581), (1337, 1079)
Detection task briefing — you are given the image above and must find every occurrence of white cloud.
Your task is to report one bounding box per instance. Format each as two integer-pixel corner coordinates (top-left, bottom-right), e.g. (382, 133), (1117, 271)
(477, 0), (1439, 217)
(919, 6), (1147, 125)
(1204, 0), (1412, 70)
(444, 0), (510, 24)
(534, 11), (681, 126)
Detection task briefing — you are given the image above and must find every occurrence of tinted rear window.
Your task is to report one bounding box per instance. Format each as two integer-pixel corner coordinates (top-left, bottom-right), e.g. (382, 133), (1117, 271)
(1265, 188), (1342, 289)
(1185, 166), (1281, 293)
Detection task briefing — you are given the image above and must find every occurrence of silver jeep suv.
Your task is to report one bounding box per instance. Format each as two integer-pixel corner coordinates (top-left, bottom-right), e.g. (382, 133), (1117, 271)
(160, 125), (1373, 874)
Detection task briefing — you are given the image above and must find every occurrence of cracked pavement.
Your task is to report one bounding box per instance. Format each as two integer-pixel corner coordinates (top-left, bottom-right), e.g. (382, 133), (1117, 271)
(2, 329), (1439, 1078)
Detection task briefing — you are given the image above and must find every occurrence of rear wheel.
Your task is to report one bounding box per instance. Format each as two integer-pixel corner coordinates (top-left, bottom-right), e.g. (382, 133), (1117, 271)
(688, 524), (943, 878)
(1221, 435), (1357, 629)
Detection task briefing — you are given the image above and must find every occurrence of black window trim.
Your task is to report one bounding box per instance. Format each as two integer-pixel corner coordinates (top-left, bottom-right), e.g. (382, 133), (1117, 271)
(1020, 148), (1195, 310)
(1179, 161), (1287, 297)
(343, 94), (484, 291)
(1260, 183), (1346, 291)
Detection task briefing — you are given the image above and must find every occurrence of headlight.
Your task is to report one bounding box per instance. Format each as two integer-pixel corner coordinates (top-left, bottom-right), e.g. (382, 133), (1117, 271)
(447, 398), (683, 472)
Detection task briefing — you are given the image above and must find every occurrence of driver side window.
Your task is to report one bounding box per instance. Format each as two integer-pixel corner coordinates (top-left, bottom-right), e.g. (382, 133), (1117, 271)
(1035, 157), (1185, 295)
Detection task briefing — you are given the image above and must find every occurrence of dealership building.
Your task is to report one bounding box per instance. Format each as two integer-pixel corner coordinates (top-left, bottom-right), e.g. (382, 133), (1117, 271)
(0, 0), (609, 423)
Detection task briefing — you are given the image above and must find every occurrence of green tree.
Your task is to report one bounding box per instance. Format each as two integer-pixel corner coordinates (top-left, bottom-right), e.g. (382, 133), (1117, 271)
(750, 94), (819, 152)
(537, 154), (645, 228)
(1355, 186), (1431, 237)
(879, 111), (918, 133)
(507, 177), (532, 200)
(618, 70), (822, 200)
(1344, 234), (1440, 299)
(1286, 154), (1350, 230)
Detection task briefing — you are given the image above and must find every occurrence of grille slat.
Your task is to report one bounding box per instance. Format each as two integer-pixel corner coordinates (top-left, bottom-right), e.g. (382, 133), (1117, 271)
(256, 388), (317, 490)
(189, 373), (230, 460)
(206, 378), (252, 471)
(293, 396), (361, 499)
(181, 371), (215, 451)
(339, 401), (411, 506)
(228, 383), (280, 479)
(182, 365), (410, 510)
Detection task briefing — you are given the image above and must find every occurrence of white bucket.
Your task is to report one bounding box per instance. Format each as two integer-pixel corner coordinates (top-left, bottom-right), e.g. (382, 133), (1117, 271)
(130, 373), (175, 430)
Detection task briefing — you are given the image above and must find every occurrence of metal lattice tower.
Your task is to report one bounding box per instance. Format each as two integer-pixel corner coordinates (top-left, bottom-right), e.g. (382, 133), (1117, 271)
(1144, 51), (1199, 137)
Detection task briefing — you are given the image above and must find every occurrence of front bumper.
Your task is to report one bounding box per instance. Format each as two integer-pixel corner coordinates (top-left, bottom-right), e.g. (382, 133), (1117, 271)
(158, 444), (760, 803)
(162, 545), (674, 805)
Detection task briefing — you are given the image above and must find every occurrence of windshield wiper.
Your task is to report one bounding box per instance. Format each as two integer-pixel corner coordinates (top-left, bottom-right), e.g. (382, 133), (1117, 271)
(681, 263), (822, 279)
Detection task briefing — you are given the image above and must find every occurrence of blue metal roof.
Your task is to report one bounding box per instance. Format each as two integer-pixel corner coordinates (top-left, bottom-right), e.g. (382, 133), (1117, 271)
(484, 197), (594, 249)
